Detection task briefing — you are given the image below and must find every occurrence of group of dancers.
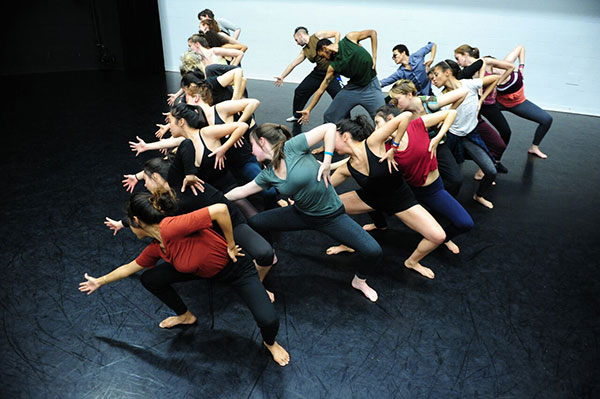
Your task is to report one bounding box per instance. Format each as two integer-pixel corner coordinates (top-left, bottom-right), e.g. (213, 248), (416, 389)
(79, 9), (553, 367)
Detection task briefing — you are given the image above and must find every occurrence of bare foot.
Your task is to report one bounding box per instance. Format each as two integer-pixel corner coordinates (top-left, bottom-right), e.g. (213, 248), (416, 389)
(277, 199), (289, 207)
(444, 240), (460, 254)
(473, 168), (484, 181)
(528, 145), (548, 159)
(351, 275), (378, 302)
(264, 341), (290, 366)
(326, 244), (355, 255)
(267, 289), (275, 303)
(159, 310), (197, 328)
(473, 194), (494, 209)
(404, 260), (435, 279)
(362, 223), (387, 232)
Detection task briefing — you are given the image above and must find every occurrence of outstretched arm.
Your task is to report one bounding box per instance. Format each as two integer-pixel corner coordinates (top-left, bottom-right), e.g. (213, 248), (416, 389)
(432, 86), (469, 110)
(298, 66), (335, 124)
(79, 260), (144, 295)
(346, 29), (377, 69)
(274, 51), (306, 86)
(225, 180), (263, 201)
(129, 136), (185, 156)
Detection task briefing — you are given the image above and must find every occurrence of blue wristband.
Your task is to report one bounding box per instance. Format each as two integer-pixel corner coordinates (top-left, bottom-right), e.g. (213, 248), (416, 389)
(392, 141), (400, 146)
(324, 151), (334, 156)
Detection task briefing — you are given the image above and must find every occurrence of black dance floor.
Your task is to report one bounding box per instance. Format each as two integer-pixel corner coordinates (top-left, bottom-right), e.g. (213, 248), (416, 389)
(2, 71), (599, 398)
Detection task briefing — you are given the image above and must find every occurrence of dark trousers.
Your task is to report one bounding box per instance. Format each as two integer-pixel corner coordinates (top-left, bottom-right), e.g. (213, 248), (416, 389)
(476, 117), (506, 161)
(140, 256), (279, 345)
(481, 103), (512, 145)
(292, 69), (342, 119)
(248, 205), (382, 279)
(234, 223), (274, 267)
(411, 177), (474, 241)
(499, 100), (553, 146)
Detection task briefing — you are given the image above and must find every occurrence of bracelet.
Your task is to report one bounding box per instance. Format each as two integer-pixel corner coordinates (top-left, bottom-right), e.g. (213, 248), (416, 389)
(518, 64), (524, 67)
(134, 175), (139, 181)
(324, 151), (334, 156)
(392, 141), (400, 147)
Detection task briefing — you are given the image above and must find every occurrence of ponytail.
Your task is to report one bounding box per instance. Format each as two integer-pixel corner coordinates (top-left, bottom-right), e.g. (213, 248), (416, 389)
(336, 115), (374, 141)
(250, 123), (292, 169)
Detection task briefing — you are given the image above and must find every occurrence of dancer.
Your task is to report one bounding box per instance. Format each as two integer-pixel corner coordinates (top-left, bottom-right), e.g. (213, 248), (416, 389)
(430, 60), (513, 208)
(326, 114), (446, 278)
(188, 34), (244, 67)
(387, 79), (468, 197)
(376, 109), (474, 254)
(80, 192), (289, 366)
(118, 157), (276, 286)
(379, 42), (437, 95)
(494, 45), (552, 159)
(225, 123), (383, 302)
(454, 44), (510, 175)
(298, 29), (384, 124)
(274, 27), (342, 124)
(198, 9), (241, 40)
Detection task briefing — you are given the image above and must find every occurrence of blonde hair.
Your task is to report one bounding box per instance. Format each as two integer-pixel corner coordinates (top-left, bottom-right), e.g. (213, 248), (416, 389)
(389, 79), (417, 96)
(180, 51), (206, 76)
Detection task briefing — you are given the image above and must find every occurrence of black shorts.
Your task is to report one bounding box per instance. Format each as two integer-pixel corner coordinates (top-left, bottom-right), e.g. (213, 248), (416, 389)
(355, 180), (418, 214)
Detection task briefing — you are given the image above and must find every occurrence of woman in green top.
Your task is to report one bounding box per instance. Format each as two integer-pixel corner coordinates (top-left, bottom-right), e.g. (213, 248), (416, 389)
(225, 123), (383, 302)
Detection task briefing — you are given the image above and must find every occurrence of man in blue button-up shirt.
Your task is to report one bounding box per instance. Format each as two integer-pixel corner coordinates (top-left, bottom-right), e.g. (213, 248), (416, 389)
(380, 42), (437, 95)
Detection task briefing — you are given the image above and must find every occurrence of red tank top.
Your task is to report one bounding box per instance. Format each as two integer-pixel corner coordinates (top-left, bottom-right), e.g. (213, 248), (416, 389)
(386, 117), (438, 187)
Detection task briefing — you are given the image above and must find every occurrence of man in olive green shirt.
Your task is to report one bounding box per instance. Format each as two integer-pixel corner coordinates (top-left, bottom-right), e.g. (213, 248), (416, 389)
(274, 27), (343, 126)
(298, 29), (384, 125)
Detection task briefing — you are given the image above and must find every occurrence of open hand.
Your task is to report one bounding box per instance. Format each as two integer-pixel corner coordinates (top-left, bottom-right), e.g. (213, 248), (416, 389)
(182, 175), (205, 195)
(79, 273), (100, 295)
(227, 244), (245, 262)
(122, 174), (138, 193)
(129, 136), (147, 156)
(379, 148), (399, 173)
(104, 217), (123, 236)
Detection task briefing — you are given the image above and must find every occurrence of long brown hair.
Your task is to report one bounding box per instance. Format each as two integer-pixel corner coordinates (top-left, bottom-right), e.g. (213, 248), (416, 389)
(250, 123), (292, 169)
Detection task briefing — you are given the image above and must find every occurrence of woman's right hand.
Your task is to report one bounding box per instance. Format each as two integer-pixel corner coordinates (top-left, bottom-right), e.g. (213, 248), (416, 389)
(104, 217), (124, 236)
(79, 273), (101, 295)
(122, 174), (138, 193)
(167, 93), (177, 106)
(181, 175), (205, 195)
(227, 244), (245, 262)
(155, 123), (170, 139)
(129, 136), (148, 156)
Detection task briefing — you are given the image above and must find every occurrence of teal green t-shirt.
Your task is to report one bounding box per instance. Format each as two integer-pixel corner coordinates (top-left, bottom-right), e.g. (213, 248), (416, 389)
(330, 37), (377, 87)
(254, 135), (342, 216)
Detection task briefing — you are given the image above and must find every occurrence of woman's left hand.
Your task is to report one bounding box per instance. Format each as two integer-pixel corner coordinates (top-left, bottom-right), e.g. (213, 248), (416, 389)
(379, 148), (399, 173)
(317, 160), (332, 188)
(428, 138), (441, 159)
(208, 145), (227, 170)
(227, 244), (245, 262)
(129, 136), (147, 156)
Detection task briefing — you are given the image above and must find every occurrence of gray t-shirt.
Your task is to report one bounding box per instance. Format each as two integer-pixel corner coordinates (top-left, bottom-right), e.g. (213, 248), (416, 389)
(254, 135), (342, 216)
(449, 78), (482, 137)
(216, 18), (239, 36)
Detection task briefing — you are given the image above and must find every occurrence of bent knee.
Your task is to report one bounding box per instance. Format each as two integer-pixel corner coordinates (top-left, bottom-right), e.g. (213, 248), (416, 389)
(430, 228), (446, 245)
(457, 217), (475, 233)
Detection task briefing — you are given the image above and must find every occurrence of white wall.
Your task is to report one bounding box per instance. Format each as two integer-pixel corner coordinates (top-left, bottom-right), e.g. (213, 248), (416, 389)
(158, 0), (600, 115)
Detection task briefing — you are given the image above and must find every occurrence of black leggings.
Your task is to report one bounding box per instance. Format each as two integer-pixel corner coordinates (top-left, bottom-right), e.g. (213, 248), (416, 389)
(481, 103), (512, 145)
(140, 256), (279, 345)
(234, 223), (274, 267)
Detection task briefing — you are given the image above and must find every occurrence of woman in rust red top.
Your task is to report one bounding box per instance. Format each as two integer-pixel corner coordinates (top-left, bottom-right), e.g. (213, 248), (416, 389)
(79, 191), (290, 366)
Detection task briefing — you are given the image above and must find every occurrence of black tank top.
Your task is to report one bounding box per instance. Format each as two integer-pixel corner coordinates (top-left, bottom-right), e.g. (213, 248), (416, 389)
(213, 105), (254, 167)
(347, 141), (405, 192)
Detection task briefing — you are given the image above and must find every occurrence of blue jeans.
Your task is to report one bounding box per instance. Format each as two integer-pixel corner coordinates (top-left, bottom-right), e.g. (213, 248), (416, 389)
(248, 205), (382, 279)
(499, 100), (552, 146)
(323, 77), (385, 123)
